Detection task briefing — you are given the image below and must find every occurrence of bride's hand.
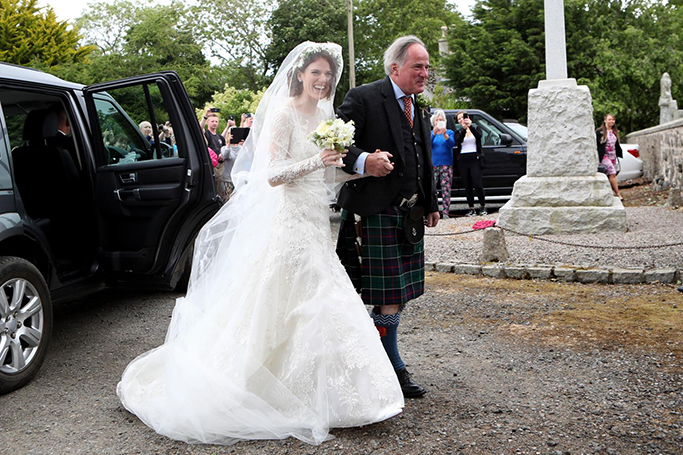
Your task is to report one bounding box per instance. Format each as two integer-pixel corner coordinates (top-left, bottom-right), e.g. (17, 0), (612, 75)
(321, 148), (346, 167)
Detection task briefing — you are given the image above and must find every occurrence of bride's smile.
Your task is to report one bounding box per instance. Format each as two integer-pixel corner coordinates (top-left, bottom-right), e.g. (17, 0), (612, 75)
(298, 58), (333, 102)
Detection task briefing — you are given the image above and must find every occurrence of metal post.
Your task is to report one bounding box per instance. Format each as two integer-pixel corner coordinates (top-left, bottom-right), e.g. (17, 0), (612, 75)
(347, 0), (356, 88)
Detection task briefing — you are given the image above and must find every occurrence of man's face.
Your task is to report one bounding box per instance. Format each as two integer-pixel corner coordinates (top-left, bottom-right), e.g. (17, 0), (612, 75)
(207, 116), (219, 132)
(391, 44), (430, 95)
(140, 122), (152, 136)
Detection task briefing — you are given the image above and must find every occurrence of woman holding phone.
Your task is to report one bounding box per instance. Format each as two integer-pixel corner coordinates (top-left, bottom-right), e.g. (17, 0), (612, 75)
(430, 110), (455, 218)
(454, 110), (486, 216)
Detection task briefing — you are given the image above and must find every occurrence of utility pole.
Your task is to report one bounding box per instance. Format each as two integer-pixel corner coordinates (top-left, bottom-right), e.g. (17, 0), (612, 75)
(347, 0), (356, 88)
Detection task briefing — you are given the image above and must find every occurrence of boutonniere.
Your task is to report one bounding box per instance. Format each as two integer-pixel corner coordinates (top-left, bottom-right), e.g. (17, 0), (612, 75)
(416, 93), (431, 118)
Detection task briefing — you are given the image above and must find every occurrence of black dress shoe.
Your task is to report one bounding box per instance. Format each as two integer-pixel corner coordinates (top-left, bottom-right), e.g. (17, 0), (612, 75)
(396, 368), (427, 398)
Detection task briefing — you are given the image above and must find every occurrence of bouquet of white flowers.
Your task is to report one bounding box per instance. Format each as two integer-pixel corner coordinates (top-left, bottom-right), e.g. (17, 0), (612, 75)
(307, 118), (355, 153)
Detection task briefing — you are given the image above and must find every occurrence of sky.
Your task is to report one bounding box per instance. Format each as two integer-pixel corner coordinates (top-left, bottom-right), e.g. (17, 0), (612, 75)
(40, 0), (476, 24)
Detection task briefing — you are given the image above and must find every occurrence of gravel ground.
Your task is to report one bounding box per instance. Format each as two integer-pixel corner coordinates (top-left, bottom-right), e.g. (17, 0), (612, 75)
(424, 206), (683, 270)
(1, 276), (681, 454)
(2, 184), (681, 454)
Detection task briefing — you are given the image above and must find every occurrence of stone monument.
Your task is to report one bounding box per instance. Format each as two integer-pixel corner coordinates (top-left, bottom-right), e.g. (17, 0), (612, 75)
(497, 0), (626, 234)
(659, 72), (682, 125)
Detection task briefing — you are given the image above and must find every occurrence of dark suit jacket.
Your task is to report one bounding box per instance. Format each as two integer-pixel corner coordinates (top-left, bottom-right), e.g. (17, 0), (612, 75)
(336, 77), (438, 216)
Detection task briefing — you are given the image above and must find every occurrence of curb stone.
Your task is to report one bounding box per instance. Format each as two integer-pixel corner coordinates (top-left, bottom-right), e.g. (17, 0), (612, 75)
(553, 267), (576, 282)
(527, 266), (553, 280)
(644, 268), (678, 284)
(611, 268), (645, 284)
(504, 266), (528, 279)
(481, 265), (505, 278)
(428, 264), (681, 285)
(435, 262), (455, 273)
(453, 263), (482, 275)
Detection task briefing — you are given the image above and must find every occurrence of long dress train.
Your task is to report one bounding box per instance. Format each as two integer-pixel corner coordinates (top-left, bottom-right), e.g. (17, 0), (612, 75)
(116, 105), (404, 445)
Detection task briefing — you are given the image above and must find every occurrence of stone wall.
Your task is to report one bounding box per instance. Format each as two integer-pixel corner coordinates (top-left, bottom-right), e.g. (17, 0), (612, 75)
(626, 118), (683, 191)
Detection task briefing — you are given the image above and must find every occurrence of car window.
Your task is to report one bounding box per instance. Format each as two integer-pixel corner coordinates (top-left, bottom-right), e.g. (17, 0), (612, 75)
(447, 113), (505, 146)
(91, 82), (177, 166)
(0, 90), (75, 154)
(469, 114), (504, 146)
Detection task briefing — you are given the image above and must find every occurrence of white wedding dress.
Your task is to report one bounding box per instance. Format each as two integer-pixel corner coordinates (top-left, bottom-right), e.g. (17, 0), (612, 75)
(117, 102), (404, 445)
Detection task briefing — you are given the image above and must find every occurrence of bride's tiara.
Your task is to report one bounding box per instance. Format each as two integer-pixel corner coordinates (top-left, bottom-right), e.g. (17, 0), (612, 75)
(292, 43), (343, 74)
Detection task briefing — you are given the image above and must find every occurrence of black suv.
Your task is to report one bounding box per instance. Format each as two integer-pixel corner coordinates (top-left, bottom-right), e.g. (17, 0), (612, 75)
(436, 109), (527, 207)
(0, 64), (221, 393)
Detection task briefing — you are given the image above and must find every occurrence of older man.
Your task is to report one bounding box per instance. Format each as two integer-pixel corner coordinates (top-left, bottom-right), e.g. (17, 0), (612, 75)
(336, 36), (439, 398)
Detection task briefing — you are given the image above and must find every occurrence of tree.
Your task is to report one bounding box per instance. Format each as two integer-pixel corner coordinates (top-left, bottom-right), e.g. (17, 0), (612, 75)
(266, 0), (349, 101)
(354, 0), (460, 84)
(443, 0), (683, 132)
(443, 0), (545, 122)
(65, 1), (221, 109)
(191, 0), (274, 91)
(197, 86), (266, 131)
(0, 0), (93, 68)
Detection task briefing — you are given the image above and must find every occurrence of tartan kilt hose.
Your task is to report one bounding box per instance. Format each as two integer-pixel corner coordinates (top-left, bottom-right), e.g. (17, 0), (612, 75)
(336, 206), (425, 306)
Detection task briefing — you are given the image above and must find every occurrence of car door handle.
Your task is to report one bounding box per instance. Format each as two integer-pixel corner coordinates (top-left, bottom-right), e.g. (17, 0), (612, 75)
(115, 188), (141, 201)
(119, 173), (137, 184)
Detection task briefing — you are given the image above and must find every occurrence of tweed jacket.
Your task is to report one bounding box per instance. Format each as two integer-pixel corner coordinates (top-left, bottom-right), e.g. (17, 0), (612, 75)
(336, 77), (438, 216)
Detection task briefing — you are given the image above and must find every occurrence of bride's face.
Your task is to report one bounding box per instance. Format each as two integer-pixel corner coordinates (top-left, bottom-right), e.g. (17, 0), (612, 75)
(298, 57), (333, 101)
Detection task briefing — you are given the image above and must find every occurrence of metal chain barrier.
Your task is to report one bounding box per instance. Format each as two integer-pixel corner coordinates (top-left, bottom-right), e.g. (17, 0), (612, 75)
(425, 224), (683, 250)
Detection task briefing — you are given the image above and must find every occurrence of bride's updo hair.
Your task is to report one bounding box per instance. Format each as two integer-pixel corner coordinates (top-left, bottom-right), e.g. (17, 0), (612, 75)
(288, 46), (339, 98)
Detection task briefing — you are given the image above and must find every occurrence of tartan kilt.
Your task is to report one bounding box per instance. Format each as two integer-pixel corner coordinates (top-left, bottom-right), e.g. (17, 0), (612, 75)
(336, 206), (425, 306)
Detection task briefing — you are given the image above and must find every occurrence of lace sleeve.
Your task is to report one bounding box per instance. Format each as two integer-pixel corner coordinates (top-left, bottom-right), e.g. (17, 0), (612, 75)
(267, 110), (325, 187)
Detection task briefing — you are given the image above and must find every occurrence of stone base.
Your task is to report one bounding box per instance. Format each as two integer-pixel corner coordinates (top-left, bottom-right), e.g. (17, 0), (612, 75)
(508, 175), (615, 207)
(497, 197), (627, 235)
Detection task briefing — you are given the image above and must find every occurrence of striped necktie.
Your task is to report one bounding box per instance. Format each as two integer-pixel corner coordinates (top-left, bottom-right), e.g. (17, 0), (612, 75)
(402, 95), (413, 129)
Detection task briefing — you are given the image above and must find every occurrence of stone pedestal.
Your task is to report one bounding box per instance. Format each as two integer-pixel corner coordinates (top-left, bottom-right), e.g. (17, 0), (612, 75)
(498, 79), (626, 235)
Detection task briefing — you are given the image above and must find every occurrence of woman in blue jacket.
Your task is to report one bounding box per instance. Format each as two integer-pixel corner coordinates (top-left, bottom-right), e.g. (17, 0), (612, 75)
(430, 110), (456, 218)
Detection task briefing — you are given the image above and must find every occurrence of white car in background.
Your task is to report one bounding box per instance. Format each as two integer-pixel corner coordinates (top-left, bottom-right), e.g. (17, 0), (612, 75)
(618, 143), (644, 182)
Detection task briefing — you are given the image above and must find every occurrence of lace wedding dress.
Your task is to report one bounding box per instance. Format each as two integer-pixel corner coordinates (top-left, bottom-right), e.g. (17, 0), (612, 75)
(117, 100), (404, 445)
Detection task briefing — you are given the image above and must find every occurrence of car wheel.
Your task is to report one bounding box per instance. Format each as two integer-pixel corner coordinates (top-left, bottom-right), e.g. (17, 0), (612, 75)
(0, 256), (52, 394)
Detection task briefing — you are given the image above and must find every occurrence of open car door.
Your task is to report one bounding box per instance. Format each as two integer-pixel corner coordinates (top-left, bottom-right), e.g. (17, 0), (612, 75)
(83, 72), (219, 285)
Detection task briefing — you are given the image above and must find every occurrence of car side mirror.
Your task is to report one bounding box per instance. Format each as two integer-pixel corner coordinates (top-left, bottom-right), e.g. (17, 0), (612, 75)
(500, 133), (513, 146)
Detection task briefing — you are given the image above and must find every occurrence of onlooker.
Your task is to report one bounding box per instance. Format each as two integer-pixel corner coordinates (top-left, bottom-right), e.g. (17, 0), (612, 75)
(596, 114), (623, 200)
(201, 110), (228, 199)
(220, 139), (242, 201)
(430, 109), (455, 218)
(139, 121), (154, 143)
(241, 113), (254, 128)
(454, 111), (486, 216)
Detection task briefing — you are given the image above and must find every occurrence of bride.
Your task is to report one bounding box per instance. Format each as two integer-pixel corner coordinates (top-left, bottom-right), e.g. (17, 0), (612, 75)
(117, 42), (404, 446)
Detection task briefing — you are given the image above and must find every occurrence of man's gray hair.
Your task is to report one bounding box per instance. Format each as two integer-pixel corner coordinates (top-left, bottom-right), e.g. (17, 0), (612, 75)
(384, 35), (427, 76)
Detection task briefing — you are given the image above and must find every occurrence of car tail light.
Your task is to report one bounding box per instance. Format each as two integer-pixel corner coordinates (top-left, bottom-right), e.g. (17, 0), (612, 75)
(627, 148), (639, 158)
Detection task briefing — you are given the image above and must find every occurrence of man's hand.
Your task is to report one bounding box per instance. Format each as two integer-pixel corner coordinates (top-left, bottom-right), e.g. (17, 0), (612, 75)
(365, 149), (394, 177)
(425, 211), (439, 228)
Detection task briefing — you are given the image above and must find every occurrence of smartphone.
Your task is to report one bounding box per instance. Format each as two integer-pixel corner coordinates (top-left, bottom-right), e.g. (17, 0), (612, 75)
(462, 112), (469, 119)
(230, 127), (250, 144)
(210, 107), (221, 113)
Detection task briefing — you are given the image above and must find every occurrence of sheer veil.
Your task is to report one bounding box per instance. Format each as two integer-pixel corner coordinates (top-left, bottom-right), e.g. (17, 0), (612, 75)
(117, 42), (405, 445)
(187, 42), (343, 300)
